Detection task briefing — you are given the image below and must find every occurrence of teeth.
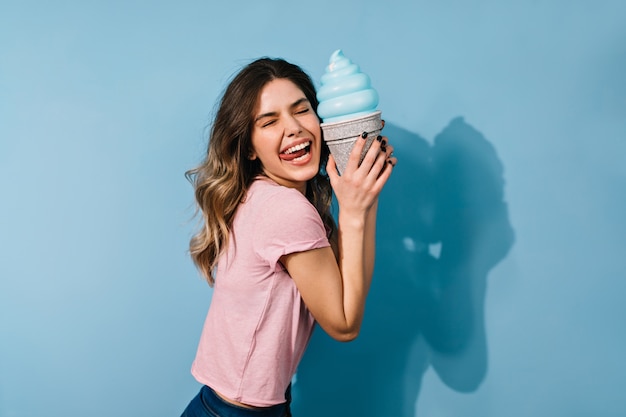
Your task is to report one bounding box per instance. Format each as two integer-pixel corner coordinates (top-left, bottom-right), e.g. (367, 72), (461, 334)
(284, 141), (311, 154)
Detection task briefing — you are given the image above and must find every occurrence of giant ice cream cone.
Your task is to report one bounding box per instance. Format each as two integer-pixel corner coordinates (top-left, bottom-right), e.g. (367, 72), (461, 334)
(319, 110), (382, 175)
(317, 50), (382, 174)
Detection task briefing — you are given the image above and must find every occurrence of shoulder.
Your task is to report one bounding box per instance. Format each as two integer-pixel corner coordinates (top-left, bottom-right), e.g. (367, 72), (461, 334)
(245, 179), (329, 263)
(244, 179), (324, 235)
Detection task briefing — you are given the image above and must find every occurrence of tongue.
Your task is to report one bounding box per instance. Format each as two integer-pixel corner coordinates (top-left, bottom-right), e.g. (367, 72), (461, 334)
(280, 149), (307, 161)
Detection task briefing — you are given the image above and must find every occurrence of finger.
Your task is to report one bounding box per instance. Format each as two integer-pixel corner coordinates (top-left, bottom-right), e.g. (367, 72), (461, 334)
(374, 155), (396, 184)
(382, 143), (394, 158)
(367, 143), (391, 181)
(344, 132), (369, 173)
(379, 137), (389, 155)
(358, 134), (384, 172)
(326, 154), (340, 184)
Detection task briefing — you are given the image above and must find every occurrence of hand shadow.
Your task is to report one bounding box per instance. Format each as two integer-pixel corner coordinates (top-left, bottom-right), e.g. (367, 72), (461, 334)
(292, 117), (515, 416)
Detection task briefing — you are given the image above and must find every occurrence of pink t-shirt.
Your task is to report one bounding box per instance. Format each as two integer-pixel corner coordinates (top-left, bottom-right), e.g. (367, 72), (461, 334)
(191, 178), (330, 407)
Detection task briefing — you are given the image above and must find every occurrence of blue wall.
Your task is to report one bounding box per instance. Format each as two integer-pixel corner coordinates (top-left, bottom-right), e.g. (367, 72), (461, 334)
(1, 1), (625, 416)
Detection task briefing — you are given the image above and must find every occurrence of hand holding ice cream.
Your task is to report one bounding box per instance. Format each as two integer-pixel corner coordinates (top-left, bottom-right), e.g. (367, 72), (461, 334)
(317, 50), (383, 174)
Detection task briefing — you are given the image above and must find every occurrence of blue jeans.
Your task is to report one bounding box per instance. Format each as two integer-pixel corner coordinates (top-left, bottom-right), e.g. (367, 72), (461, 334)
(180, 385), (291, 417)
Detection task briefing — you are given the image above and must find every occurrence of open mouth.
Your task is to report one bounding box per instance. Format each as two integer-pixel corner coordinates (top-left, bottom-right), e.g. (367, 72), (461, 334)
(280, 141), (312, 162)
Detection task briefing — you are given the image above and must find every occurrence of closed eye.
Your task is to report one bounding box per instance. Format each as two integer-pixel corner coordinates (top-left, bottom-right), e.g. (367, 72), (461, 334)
(261, 119), (277, 128)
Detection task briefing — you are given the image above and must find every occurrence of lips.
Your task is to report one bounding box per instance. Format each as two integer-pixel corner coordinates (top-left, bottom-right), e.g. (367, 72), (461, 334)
(279, 140), (312, 161)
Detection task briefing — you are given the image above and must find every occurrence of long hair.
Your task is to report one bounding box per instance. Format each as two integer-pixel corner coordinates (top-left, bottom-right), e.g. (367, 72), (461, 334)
(186, 58), (336, 285)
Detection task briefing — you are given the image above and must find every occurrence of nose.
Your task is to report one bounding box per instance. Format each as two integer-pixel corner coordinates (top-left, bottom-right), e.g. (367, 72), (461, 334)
(285, 115), (303, 137)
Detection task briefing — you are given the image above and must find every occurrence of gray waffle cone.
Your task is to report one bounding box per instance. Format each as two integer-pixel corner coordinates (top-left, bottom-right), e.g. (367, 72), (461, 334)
(320, 111), (382, 175)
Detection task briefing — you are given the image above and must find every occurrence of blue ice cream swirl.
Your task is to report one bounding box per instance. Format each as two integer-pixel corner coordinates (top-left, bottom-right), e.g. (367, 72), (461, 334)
(316, 50), (379, 123)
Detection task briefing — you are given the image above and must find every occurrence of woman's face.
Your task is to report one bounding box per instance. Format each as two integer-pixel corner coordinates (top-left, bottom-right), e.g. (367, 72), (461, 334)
(250, 78), (322, 194)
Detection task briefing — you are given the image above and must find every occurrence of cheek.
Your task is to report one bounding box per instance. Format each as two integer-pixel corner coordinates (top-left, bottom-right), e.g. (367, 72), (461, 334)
(306, 118), (322, 138)
(250, 132), (271, 155)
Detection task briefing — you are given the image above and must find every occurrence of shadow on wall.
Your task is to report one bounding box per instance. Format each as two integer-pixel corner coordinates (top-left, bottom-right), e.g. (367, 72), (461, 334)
(292, 117), (515, 416)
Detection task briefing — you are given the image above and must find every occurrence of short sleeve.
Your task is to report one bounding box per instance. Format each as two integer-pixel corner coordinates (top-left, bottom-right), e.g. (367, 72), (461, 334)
(253, 186), (330, 269)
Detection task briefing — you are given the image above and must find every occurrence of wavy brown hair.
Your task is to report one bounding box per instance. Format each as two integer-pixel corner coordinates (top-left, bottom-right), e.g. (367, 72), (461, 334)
(186, 58), (336, 285)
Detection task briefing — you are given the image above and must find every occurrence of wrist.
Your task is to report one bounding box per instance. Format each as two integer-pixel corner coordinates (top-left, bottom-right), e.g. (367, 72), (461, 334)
(338, 211), (367, 231)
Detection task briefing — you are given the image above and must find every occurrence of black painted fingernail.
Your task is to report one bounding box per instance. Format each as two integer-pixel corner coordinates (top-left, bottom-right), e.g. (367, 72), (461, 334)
(361, 132), (368, 139)
(376, 135), (383, 142)
(381, 145), (387, 153)
(381, 139), (387, 146)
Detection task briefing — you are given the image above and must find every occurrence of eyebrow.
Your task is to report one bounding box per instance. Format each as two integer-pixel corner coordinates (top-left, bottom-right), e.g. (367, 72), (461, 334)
(254, 98), (310, 123)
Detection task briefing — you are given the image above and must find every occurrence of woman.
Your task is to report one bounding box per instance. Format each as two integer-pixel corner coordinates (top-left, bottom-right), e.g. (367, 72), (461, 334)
(181, 57), (396, 417)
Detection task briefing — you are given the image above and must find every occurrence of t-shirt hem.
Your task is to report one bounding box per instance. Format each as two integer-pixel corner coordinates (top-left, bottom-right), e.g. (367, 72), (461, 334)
(191, 367), (287, 407)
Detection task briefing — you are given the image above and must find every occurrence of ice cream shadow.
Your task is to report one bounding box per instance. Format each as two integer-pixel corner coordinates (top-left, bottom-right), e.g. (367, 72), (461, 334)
(292, 117), (515, 416)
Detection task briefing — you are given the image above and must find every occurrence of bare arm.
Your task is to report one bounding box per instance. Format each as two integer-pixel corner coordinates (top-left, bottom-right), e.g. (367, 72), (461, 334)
(281, 135), (396, 342)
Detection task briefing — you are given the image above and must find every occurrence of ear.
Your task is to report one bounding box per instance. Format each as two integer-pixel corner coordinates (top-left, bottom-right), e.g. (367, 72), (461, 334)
(248, 151), (257, 160)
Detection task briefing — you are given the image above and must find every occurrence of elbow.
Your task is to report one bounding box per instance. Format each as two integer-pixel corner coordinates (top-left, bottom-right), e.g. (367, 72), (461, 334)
(329, 326), (361, 343)
(335, 332), (359, 342)
(318, 317), (363, 342)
